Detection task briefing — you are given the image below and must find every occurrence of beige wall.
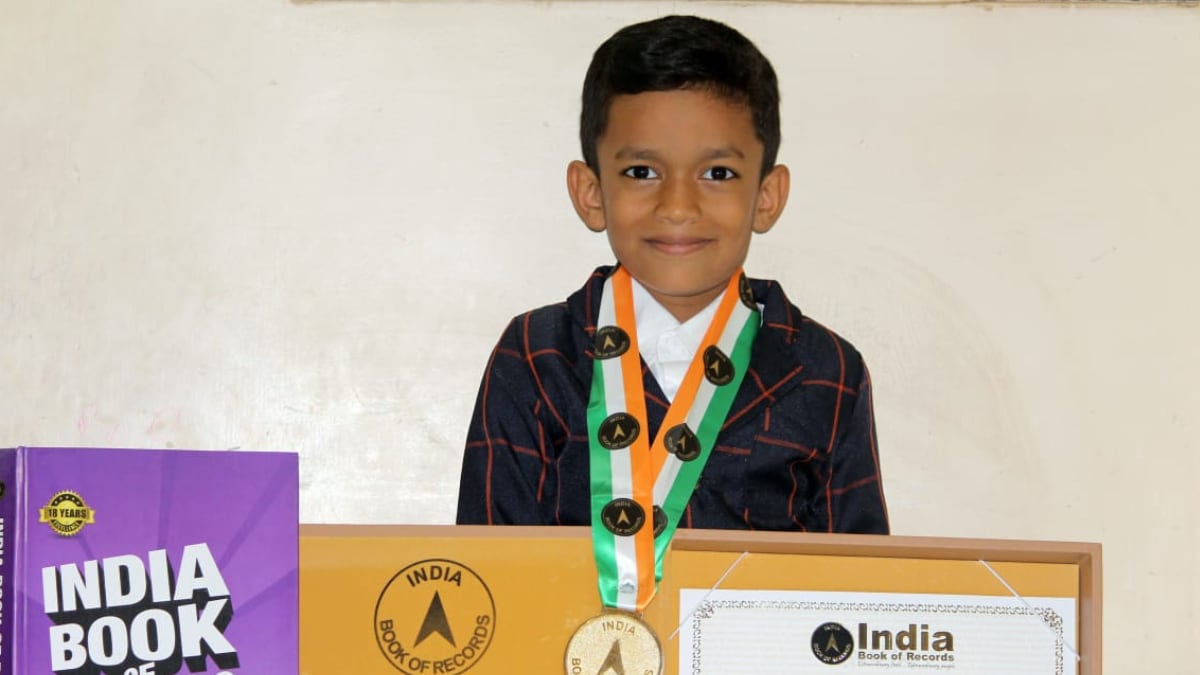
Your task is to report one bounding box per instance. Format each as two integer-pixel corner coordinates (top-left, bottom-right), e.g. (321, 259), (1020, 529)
(2, 0), (1197, 671)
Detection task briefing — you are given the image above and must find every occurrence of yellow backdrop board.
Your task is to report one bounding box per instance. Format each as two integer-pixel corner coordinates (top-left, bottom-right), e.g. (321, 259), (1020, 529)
(300, 525), (1100, 674)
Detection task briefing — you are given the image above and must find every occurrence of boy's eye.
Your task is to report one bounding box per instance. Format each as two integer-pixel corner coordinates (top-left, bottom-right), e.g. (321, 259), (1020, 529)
(621, 165), (659, 180)
(702, 166), (738, 181)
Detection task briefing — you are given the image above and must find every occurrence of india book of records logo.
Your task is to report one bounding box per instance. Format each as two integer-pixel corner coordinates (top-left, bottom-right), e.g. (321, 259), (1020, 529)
(811, 621), (854, 665)
(375, 559), (496, 674)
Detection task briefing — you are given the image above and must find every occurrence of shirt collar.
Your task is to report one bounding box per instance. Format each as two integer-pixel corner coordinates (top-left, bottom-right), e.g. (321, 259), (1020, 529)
(630, 277), (722, 368)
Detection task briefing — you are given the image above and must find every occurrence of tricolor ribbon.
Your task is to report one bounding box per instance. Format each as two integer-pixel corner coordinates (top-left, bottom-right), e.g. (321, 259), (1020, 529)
(587, 266), (760, 613)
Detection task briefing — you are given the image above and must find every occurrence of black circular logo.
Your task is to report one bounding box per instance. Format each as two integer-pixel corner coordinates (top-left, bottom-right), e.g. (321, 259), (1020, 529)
(374, 559), (496, 674)
(593, 326), (631, 360)
(811, 622), (854, 665)
(598, 412), (640, 450)
(738, 273), (757, 310)
(663, 423), (701, 462)
(652, 505), (667, 537)
(703, 345), (735, 386)
(601, 498), (646, 536)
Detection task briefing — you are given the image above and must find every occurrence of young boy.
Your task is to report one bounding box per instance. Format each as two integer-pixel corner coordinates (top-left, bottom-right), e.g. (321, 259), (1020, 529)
(456, 15), (888, 535)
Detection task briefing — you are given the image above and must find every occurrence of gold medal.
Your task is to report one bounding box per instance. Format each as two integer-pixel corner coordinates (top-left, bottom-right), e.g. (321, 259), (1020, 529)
(565, 610), (662, 675)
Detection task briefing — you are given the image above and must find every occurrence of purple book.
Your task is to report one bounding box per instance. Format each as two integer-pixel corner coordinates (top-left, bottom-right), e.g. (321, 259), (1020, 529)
(0, 447), (298, 675)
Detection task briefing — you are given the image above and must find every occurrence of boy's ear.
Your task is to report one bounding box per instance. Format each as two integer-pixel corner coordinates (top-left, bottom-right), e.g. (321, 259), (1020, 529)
(567, 160), (607, 233)
(752, 164), (791, 234)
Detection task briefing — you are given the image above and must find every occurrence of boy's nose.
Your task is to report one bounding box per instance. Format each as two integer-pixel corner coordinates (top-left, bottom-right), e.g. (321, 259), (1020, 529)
(655, 177), (700, 225)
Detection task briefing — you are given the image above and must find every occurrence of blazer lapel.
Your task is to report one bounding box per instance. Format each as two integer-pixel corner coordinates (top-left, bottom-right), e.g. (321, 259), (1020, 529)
(568, 267), (612, 386)
(722, 278), (807, 434)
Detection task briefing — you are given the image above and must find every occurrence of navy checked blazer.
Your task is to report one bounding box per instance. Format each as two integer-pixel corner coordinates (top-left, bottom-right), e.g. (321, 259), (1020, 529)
(456, 267), (889, 534)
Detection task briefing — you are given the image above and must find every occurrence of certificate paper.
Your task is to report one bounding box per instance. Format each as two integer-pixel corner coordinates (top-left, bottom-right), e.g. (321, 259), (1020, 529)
(678, 589), (1076, 674)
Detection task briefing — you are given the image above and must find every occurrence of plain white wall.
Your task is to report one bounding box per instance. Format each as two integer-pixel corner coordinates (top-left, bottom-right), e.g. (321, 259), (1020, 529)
(2, 1), (1197, 671)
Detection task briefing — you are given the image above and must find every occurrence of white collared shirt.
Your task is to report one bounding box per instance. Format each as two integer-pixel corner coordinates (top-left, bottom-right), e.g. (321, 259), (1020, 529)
(630, 279), (723, 403)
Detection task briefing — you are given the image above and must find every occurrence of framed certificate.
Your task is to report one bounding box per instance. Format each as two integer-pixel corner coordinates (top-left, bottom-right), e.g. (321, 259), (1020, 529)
(659, 531), (1098, 675)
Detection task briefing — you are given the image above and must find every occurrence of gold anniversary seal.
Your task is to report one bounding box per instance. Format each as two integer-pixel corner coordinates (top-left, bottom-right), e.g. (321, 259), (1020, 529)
(565, 610), (662, 675)
(38, 490), (96, 536)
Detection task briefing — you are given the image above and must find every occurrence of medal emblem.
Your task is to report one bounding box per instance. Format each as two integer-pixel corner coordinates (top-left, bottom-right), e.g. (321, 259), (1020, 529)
(594, 326), (631, 359)
(565, 611), (663, 675)
(601, 498), (645, 536)
(652, 505), (667, 537)
(738, 273), (756, 310)
(598, 412), (640, 450)
(663, 423), (701, 462)
(703, 345), (735, 386)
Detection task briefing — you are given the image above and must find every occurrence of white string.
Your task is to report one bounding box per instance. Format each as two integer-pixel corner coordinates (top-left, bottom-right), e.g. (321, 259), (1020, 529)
(977, 559), (1081, 662)
(668, 551), (749, 641)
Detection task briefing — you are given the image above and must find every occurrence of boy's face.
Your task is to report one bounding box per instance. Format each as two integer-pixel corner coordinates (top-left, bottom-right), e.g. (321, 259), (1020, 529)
(567, 89), (789, 322)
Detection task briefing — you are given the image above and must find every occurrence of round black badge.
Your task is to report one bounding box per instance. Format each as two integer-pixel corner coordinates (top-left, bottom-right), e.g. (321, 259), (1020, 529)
(702, 346), (735, 386)
(598, 413), (640, 450)
(593, 326), (631, 360)
(601, 498), (646, 536)
(663, 423), (701, 462)
(738, 273), (756, 310)
(811, 622), (854, 665)
(652, 505), (667, 537)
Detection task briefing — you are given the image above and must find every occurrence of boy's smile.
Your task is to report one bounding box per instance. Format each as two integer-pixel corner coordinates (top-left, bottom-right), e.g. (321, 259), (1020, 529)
(568, 89), (789, 322)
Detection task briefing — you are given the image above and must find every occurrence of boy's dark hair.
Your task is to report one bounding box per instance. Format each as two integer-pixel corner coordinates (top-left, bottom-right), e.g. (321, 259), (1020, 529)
(580, 15), (781, 179)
